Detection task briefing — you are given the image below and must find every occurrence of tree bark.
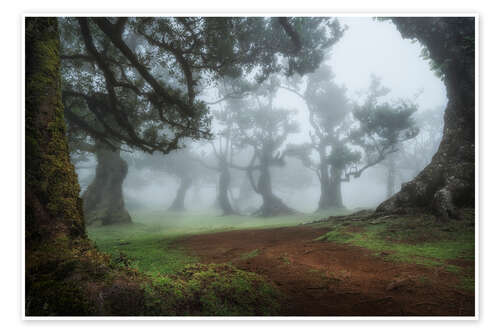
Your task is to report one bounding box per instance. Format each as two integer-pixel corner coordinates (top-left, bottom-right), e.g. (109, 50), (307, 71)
(25, 17), (93, 315)
(82, 141), (132, 226)
(25, 17), (86, 246)
(377, 18), (475, 220)
(168, 176), (192, 211)
(316, 143), (344, 211)
(317, 162), (344, 211)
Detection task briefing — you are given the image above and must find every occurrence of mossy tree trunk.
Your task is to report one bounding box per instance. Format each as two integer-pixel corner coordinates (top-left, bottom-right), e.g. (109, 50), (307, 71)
(82, 141), (132, 226)
(377, 18), (475, 221)
(168, 176), (192, 211)
(25, 17), (86, 247)
(25, 17), (93, 315)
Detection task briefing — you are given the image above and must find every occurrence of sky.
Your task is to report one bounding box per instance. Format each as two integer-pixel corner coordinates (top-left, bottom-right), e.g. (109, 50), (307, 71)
(267, 17), (447, 209)
(278, 17), (447, 146)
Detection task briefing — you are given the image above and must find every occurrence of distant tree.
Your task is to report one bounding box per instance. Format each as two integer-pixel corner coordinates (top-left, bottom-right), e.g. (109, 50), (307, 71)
(381, 105), (444, 198)
(287, 72), (419, 210)
(60, 16), (343, 225)
(230, 78), (300, 216)
(133, 147), (207, 212)
(283, 65), (352, 210)
(347, 75), (420, 179)
(197, 99), (243, 215)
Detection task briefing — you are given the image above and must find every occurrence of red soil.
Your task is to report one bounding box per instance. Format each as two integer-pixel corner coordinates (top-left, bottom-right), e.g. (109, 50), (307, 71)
(177, 225), (475, 316)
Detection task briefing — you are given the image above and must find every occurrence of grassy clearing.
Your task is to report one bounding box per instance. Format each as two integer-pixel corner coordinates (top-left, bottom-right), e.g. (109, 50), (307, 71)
(315, 209), (475, 290)
(87, 209), (348, 276)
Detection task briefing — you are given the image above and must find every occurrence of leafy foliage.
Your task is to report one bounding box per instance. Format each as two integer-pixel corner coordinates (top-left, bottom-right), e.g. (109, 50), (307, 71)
(60, 17), (344, 154)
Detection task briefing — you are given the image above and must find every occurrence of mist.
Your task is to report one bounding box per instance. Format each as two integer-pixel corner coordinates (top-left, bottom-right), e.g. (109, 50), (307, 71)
(73, 17), (445, 215)
(27, 15), (475, 317)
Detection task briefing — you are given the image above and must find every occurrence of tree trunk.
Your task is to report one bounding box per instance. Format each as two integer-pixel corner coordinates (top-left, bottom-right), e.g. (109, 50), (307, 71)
(82, 142), (132, 226)
(318, 163), (344, 211)
(253, 159), (296, 217)
(25, 17), (86, 247)
(218, 162), (236, 215)
(386, 156), (396, 198)
(169, 176), (192, 211)
(377, 18), (475, 220)
(25, 17), (89, 315)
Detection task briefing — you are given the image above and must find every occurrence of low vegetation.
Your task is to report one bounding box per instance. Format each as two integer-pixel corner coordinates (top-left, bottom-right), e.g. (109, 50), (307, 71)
(314, 209), (475, 290)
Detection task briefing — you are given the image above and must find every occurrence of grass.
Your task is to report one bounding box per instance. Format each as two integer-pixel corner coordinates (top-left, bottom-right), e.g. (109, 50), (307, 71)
(240, 249), (260, 260)
(315, 209), (475, 290)
(87, 209), (348, 276)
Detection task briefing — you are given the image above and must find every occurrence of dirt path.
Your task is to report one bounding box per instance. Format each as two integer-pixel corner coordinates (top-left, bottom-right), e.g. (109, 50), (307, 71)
(176, 226), (474, 316)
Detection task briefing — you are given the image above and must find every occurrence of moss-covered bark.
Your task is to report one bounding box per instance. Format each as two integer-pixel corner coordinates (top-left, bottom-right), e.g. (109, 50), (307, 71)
(25, 17), (93, 315)
(82, 141), (132, 226)
(377, 17), (475, 220)
(25, 17), (85, 245)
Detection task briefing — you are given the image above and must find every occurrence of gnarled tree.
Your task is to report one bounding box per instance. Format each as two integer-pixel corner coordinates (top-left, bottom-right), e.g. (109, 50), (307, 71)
(60, 16), (343, 224)
(282, 65), (352, 210)
(287, 72), (419, 211)
(377, 17), (475, 220)
(231, 79), (299, 216)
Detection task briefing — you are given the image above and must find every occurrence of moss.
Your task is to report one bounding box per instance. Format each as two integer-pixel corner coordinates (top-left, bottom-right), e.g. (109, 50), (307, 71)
(25, 17), (85, 242)
(144, 263), (281, 316)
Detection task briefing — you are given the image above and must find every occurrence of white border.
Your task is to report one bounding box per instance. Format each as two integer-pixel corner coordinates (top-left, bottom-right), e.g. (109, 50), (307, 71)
(20, 12), (479, 321)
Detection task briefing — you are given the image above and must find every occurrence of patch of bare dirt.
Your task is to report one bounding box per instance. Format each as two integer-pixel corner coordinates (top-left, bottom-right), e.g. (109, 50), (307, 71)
(176, 226), (474, 316)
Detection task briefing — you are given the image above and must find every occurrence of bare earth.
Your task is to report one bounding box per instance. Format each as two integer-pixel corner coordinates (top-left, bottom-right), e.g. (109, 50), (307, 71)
(176, 225), (474, 316)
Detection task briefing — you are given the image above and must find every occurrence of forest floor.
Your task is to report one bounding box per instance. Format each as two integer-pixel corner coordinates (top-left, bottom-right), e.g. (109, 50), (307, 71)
(176, 210), (475, 316)
(88, 208), (475, 316)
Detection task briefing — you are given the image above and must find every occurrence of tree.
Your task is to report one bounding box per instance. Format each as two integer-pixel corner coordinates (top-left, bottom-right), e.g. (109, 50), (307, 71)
(286, 70), (418, 211)
(197, 101), (241, 215)
(133, 148), (207, 212)
(377, 17), (475, 220)
(380, 105), (445, 198)
(231, 78), (300, 216)
(347, 75), (420, 180)
(26, 17), (85, 247)
(80, 141), (132, 225)
(60, 16), (343, 224)
(283, 65), (352, 210)
(24, 16), (344, 315)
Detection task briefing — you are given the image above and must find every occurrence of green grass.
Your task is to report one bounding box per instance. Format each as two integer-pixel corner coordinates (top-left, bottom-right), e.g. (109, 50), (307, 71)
(240, 249), (260, 260)
(87, 209), (348, 276)
(316, 209), (475, 290)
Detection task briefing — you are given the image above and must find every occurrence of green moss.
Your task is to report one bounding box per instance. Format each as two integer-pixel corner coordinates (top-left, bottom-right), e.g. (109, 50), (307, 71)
(144, 263), (281, 316)
(25, 17), (85, 240)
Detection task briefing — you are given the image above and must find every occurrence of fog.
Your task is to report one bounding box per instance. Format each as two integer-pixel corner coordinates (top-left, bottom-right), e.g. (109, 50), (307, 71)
(73, 17), (446, 216)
